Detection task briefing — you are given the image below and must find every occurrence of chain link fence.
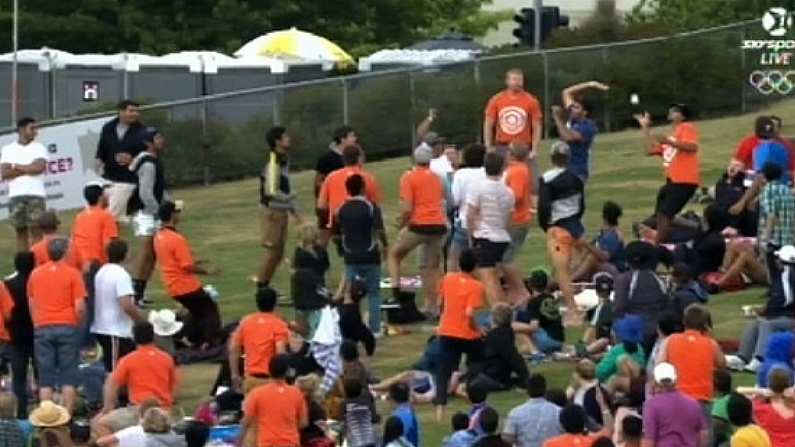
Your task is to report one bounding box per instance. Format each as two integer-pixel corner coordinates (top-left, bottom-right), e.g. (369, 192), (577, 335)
(8, 20), (781, 186)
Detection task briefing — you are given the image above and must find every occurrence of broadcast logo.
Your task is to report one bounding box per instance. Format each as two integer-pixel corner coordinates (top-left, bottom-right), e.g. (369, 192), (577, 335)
(743, 8), (795, 95)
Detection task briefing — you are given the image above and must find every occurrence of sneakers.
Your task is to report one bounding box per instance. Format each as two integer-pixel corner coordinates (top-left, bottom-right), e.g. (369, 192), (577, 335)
(725, 354), (747, 371)
(526, 352), (546, 365)
(744, 358), (761, 373)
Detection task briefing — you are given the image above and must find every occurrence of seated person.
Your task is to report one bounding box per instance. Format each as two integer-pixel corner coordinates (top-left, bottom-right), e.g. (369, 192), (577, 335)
(461, 303), (529, 392)
(713, 159), (756, 237)
(566, 359), (613, 430)
(614, 241), (668, 342)
(442, 412), (477, 447)
(577, 273), (615, 359)
(757, 332), (795, 388)
(669, 263), (708, 321)
(689, 204), (729, 276)
(514, 270), (564, 361)
(725, 245), (795, 373)
(571, 201), (628, 282)
(711, 369), (734, 447)
(596, 316), (646, 391)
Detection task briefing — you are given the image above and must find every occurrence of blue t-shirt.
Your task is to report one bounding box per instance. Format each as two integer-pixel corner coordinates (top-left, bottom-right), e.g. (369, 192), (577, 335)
(567, 118), (598, 180)
(593, 228), (627, 272)
(393, 403), (420, 447)
(753, 140), (791, 184)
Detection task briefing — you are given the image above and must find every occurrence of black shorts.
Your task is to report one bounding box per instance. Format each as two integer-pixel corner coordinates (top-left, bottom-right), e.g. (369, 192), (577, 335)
(472, 238), (509, 268)
(655, 181), (697, 218)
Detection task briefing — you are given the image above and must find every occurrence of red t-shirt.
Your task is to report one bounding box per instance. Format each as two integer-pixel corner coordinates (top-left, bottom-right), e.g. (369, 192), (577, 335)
(485, 90), (543, 145)
(734, 134), (795, 172)
(753, 399), (795, 447)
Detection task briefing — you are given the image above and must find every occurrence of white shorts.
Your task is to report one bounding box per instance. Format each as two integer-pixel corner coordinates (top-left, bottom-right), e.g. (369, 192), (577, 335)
(106, 182), (137, 221)
(132, 211), (159, 237)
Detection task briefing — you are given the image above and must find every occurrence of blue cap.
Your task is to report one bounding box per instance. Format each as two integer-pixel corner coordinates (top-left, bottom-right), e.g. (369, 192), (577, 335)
(143, 127), (160, 143)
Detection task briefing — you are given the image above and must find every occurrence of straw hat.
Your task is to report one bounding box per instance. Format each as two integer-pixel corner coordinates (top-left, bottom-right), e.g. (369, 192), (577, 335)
(148, 309), (184, 337)
(29, 401), (71, 427)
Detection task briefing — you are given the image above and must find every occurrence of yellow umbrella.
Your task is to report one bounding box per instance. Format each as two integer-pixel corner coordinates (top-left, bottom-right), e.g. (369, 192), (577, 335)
(234, 28), (354, 66)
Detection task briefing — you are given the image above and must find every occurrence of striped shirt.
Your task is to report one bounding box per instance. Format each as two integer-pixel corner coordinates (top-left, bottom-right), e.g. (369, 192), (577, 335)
(259, 151), (294, 211)
(759, 181), (795, 247)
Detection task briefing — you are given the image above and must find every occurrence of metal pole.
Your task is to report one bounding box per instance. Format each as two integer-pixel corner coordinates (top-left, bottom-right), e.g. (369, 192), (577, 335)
(542, 51), (549, 138)
(534, 0), (542, 51)
(11, 0), (19, 125)
(740, 26), (747, 113)
(342, 78), (349, 124)
(409, 72), (416, 149)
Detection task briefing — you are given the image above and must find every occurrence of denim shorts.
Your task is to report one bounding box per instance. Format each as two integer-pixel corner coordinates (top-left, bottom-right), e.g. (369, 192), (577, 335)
(503, 225), (530, 262)
(532, 328), (563, 354)
(35, 325), (81, 387)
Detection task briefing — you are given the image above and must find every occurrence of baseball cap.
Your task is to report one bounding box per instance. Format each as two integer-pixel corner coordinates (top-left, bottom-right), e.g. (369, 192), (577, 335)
(653, 362), (677, 384)
(413, 144), (434, 164)
(776, 245), (795, 264)
(550, 141), (570, 156)
(143, 127), (160, 143)
(593, 272), (614, 294)
(669, 103), (692, 120)
(422, 132), (446, 146)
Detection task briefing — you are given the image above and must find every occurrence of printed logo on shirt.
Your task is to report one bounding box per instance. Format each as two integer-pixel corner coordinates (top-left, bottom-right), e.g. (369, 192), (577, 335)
(661, 137), (678, 167)
(498, 106), (528, 136)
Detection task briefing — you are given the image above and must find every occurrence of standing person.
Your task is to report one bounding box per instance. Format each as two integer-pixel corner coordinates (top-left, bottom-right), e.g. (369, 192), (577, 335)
(153, 201), (222, 347)
(127, 128), (168, 306)
(643, 363), (708, 447)
(240, 354), (309, 447)
(502, 144), (532, 302)
(337, 174), (389, 334)
(537, 142), (586, 326)
(29, 210), (80, 268)
(483, 69), (543, 191)
(502, 374), (562, 447)
(634, 104), (700, 245)
(91, 239), (145, 372)
(27, 238), (86, 412)
(315, 125), (356, 198)
(433, 249), (485, 421)
(388, 145), (448, 317)
(750, 116), (793, 183)
(4, 251), (35, 418)
(95, 100), (147, 222)
(758, 162), (795, 276)
(0, 117), (48, 251)
(228, 287), (289, 394)
(551, 81), (607, 182)
(96, 322), (178, 437)
(449, 144), (487, 272)
(257, 126), (299, 289)
(467, 152), (514, 304)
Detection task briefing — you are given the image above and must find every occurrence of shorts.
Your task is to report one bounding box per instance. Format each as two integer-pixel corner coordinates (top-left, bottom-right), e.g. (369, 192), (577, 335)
(106, 182), (137, 221)
(548, 227), (577, 258)
(8, 195), (45, 230)
(655, 181), (697, 219)
(34, 325), (81, 388)
(448, 223), (470, 257)
(132, 211), (159, 237)
(394, 228), (445, 269)
(472, 238), (509, 268)
(101, 405), (140, 433)
(532, 328), (564, 353)
(503, 225), (530, 262)
(260, 207), (288, 254)
(410, 371), (436, 396)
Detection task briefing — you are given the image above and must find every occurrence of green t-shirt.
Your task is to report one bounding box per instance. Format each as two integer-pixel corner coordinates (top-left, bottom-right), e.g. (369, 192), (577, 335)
(712, 394), (735, 436)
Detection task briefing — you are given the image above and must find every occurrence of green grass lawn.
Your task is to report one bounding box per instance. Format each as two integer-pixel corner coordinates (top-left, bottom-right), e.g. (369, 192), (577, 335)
(5, 100), (794, 444)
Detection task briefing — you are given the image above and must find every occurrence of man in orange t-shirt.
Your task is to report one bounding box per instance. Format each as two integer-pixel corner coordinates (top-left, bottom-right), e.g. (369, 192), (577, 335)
(229, 287), (289, 394)
(71, 181), (118, 268)
(433, 249), (484, 415)
(317, 144), (382, 234)
(503, 144), (533, 302)
(635, 103), (700, 244)
(29, 210), (82, 269)
(96, 322), (178, 435)
(153, 201), (221, 347)
(543, 403), (613, 447)
(27, 237), (86, 412)
(0, 283), (14, 347)
(241, 354), (308, 447)
(388, 145), (448, 316)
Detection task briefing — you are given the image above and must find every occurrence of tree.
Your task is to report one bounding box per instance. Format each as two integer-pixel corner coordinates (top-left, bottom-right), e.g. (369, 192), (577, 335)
(626, 0), (775, 30)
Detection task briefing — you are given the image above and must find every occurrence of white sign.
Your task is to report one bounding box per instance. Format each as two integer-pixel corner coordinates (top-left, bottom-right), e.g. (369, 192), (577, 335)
(0, 117), (107, 220)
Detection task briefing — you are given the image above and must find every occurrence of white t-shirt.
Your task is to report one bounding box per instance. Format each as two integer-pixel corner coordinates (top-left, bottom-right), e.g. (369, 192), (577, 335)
(466, 177), (514, 242)
(0, 140), (48, 198)
(451, 167), (486, 229)
(91, 263), (135, 338)
(430, 154), (454, 179)
(116, 425), (146, 447)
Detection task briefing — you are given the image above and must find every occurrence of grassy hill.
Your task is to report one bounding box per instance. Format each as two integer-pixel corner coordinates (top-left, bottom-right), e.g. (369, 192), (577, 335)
(5, 99), (794, 444)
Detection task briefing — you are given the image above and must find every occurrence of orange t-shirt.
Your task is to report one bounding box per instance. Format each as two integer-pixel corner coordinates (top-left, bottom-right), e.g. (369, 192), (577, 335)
(112, 345), (177, 407)
(0, 283), (14, 342)
(504, 160), (533, 225)
(31, 235), (82, 270)
(71, 205), (118, 267)
(485, 90), (543, 145)
(153, 227), (203, 298)
(651, 122), (700, 185)
(27, 261), (86, 328)
(665, 330), (716, 401)
(438, 272), (484, 340)
(317, 166), (382, 227)
(399, 167), (446, 227)
(232, 312), (289, 376)
(543, 434), (599, 447)
(244, 381), (308, 447)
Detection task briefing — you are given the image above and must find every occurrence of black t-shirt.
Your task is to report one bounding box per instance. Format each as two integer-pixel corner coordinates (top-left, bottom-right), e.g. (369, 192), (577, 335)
(525, 293), (564, 342)
(337, 198), (384, 265)
(314, 149), (344, 196)
(694, 231), (726, 275)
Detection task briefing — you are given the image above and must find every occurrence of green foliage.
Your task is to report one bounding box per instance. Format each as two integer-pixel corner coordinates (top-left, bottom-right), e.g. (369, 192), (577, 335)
(626, 0), (776, 30)
(0, 0), (499, 57)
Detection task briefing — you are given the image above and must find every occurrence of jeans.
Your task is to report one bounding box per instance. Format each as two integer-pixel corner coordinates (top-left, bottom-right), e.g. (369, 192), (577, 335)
(79, 361), (107, 407)
(345, 264), (383, 332)
(532, 329), (564, 354)
(738, 316), (795, 360)
(34, 325), (80, 388)
(10, 341), (36, 417)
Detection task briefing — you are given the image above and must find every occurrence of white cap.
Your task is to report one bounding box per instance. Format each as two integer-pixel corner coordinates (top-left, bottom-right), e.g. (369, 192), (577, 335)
(653, 362), (677, 384)
(775, 245), (795, 264)
(84, 179), (110, 189)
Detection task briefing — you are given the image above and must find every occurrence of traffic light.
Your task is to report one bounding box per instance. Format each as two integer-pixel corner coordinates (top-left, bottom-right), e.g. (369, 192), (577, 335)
(512, 6), (570, 47)
(513, 8), (535, 46)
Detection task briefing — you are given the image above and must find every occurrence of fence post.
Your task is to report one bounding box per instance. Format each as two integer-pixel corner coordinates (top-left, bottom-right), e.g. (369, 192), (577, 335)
(200, 96), (210, 186)
(409, 71), (417, 149)
(473, 59), (481, 85)
(542, 51), (550, 139)
(602, 46), (611, 133)
(740, 26), (747, 113)
(342, 78), (349, 124)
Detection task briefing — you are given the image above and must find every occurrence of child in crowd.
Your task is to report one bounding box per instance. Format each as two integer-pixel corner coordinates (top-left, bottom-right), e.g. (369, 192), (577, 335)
(341, 339), (378, 390)
(442, 412), (476, 447)
(596, 316), (646, 389)
(291, 223), (330, 338)
(727, 393), (772, 447)
(515, 270), (564, 362)
(575, 273), (615, 360)
(339, 278), (377, 356)
(472, 407), (510, 447)
(711, 369), (734, 446)
(465, 379), (492, 437)
(341, 378), (379, 447)
(619, 416), (642, 447)
(382, 416), (413, 447)
(389, 383), (420, 447)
